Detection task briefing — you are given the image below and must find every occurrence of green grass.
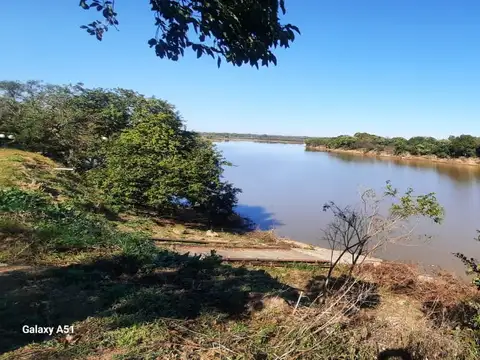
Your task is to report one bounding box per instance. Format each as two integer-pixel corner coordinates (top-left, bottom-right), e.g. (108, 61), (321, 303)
(0, 187), (155, 265)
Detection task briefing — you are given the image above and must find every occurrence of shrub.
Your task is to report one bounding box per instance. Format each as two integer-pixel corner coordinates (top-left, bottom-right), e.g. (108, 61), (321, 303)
(89, 110), (240, 222)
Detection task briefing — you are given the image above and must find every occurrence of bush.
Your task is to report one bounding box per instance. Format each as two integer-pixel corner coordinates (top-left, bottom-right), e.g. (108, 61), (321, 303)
(393, 145), (407, 156)
(89, 110), (240, 222)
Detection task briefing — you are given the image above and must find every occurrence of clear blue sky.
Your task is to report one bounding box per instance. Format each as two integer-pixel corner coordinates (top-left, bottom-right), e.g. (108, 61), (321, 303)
(2, 1), (480, 138)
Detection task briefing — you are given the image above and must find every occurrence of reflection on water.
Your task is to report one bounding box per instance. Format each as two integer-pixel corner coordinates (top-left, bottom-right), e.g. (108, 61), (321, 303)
(330, 153), (480, 184)
(217, 141), (480, 276)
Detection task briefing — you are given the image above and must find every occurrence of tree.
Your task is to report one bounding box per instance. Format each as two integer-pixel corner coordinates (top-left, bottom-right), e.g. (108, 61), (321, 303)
(306, 133), (480, 159)
(321, 181), (444, 294)
(0, 81), (188, 171)
(432, 139), (451, 158)
(0, 81), (86, 162)
(449, 135), (478, 158)
(79, 0), (300, 68)
(89, 106), (240, 221)
(0, 81), (139, 170)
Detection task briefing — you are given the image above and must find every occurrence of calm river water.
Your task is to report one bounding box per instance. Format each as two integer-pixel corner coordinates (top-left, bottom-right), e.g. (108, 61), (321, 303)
(216, 141), (480, 275)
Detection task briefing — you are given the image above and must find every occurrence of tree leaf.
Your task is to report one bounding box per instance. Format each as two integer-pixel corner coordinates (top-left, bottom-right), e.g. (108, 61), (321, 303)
(148, 38), (157, 47)
(79, 0), (89, 10)
(271, 54), (277, 66)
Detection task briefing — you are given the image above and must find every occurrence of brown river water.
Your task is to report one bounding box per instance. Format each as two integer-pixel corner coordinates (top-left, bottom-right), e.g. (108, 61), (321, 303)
(216, 141), (480, 276)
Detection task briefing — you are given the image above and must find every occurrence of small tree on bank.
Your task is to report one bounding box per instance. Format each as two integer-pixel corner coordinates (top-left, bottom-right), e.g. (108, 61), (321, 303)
(322, 181), (444, 293)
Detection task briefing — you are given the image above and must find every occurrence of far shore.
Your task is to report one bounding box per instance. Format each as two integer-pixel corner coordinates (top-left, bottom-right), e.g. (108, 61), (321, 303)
(305, 145), (480, 167)
(208, 138), (306, 144)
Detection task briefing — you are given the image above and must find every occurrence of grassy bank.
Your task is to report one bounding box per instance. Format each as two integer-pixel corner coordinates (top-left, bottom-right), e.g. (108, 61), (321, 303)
(1, 149), (480, 359)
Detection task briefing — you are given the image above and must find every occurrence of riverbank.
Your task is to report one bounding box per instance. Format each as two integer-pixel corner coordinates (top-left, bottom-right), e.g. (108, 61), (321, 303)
(2, 149), (480, 359)
(306, 145), (480, 167)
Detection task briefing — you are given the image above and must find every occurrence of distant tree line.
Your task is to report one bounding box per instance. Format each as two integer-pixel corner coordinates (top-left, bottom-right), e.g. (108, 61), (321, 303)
(201, 132), (309, 144)
(305, 132), (480, 159)
(0, 80), (239, 223)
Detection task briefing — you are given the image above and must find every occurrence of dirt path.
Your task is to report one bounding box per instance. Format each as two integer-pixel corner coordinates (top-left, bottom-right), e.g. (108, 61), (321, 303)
(167, 245), (382, 264)
(0, 243), (382, 276)
(0, 265), (33, 274)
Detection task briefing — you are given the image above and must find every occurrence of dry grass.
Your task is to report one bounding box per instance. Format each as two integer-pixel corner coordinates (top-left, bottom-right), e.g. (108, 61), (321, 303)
(1, 259), (478, 360)
(358, 262), (478, 308)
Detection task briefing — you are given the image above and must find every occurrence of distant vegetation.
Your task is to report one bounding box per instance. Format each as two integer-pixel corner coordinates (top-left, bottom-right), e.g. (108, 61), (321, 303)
(305, 132), (480, 159)
(201, 132), (309, 144)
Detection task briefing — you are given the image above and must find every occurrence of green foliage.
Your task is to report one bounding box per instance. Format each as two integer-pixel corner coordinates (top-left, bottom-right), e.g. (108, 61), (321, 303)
(0, 81), (178, 172)
(454, 232), (480, 336)
(449, 135), (478, 158)
(0, 187), (155, 260)
(89, 110), (240, 222)
(305, 132), (480, 159)
(1, 80), (241, 225)
(385, 181), (444, 224)
(79, 0), (300, 68)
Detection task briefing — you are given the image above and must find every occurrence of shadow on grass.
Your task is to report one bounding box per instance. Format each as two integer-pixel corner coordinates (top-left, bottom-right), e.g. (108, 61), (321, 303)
(377, 348), (413, 360)
(0, 250), (299, 354)
(422, 298), (480, 330)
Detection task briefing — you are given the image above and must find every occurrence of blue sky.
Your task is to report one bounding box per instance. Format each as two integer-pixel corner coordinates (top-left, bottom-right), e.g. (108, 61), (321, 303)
(1, 1), (480, 138)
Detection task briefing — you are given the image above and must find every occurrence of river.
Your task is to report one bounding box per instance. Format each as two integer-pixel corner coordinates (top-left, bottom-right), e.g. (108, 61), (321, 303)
(216, 141), (480, 275)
